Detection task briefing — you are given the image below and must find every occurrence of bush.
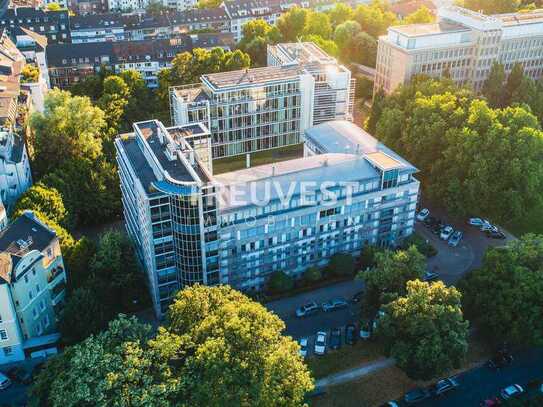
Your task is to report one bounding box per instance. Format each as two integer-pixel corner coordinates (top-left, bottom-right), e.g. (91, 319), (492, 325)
(302, 266), (322, 284)
(267, 271), (295, 294)
(328, 253), (355, 277)
(359, 245), (382, 270)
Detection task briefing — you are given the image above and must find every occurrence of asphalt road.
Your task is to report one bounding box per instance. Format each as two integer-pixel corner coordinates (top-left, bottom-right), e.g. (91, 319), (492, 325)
(419, 348), (543, 406)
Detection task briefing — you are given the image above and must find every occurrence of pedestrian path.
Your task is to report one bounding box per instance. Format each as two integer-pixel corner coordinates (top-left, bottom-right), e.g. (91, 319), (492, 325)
(315, 358), (395, 389)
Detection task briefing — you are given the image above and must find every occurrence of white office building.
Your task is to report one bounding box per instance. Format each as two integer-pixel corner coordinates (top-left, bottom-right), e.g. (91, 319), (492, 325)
(375, 6), (543, 94)
(116, 119), (419, 317)
(170, 42), (355, 160)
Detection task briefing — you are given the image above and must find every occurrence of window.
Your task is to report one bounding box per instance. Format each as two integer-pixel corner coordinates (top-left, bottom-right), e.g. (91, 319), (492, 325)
(36, 284), (40, 293)
(43, 315), (50, 328)
(40, 300), (45, 311)
(28, 290), (33, 300)
(3, 347), (12, 356)
(24, 275), (28, 283)
(0, 330), (7, 341)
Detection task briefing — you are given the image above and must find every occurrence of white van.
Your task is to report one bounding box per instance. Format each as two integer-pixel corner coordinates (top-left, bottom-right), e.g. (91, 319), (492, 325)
(0, 372), (11, 390)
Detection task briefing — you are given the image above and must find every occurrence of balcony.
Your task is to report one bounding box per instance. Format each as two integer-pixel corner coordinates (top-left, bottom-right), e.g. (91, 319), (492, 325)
(47, 266), (65, 285)
(50, 280), (66, 306)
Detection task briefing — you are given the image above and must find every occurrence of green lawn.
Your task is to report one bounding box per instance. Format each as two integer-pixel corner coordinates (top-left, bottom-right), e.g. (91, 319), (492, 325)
(306, 341), (384, 379)
(212, 144), (304, 174)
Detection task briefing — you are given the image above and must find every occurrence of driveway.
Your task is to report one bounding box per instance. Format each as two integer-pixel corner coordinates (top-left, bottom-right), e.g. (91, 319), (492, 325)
(266, 279), (364, 340)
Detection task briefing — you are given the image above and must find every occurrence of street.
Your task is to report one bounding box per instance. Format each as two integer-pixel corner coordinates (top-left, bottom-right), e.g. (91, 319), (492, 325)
(422, 348), (543, 406)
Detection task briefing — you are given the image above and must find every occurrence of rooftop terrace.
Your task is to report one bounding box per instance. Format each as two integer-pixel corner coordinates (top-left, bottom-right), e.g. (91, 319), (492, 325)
(202, 65), (305, 89)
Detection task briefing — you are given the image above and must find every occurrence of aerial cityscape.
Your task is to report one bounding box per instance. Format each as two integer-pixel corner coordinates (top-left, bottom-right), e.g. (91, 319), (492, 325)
(0, 0), (540, 405)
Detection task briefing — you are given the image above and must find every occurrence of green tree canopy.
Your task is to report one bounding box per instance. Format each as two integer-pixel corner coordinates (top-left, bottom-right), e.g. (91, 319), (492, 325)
(239, 19), (281, 66)
(12, 183), (68, 227)
(303, 11), (333, 39)
(276, 6), (308, 41)
(460, 234), (543, 346)
(402, 6), (436, 24)
(29, 89), (105, 176)
(328, 253), (356, 276)
(378, 280), (469, 380)
(505, 62), (525, 105)
(359, 245), (426, 315)
(482, 62), (506, 108)
(32, 287), (314, 406)
(301, 34), (339, 57)
(326, 3), (354, 26)
(267, 270), (295, 293)
(353, 0), (398, 38)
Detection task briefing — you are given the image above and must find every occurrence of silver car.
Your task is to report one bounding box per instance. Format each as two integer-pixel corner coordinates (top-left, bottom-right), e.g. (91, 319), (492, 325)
(448, 231), (463, 247)
(322, 298), (348, 312)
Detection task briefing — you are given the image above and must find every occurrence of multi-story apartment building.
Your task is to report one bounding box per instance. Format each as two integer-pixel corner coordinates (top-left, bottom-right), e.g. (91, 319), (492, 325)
(0, 130), (32, 211)
(375, 6), (543, 94)
(0, 8), (70, 44)
(170, 41), (355, 159)
(116, 119), (419, 316)
(47, 33), (232, 88)
(0, 211), (67, 364)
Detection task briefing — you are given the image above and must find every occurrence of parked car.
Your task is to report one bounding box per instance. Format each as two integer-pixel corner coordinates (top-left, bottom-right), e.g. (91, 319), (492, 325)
(351, 291), (364, 303)
(0, 372), (11, 390)
(448, 231), (463, 247)
(440, 226), (454, 240)
(404, 388), (431, 404)
(314, 331), (327, 355)
(360, 321), (371, 340)
(500, 384), (524, 400)
(299, 338), (308, 358)
(296, 301), (319, 317)
(432, 377), (459, 396)
(469, 218), (489, 227)
(486, 230), (506, 239)
(424, 216), (438, 228)
(416, 208), (430, 221)
(329, 328), (342, 350)
(481, 223), (498, 232)
(322, 298), (348, 312)
(6, 366), (32, 385)
(380, 402), (400, 407)
(422, 271), (439, 282)
(431, 221), (444, 235)
(345, 324), (357, 345)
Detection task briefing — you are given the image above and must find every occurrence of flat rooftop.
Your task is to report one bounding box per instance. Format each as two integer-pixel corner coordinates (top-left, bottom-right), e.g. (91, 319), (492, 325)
(215, 153), (381, 210)
(304, 120), (417, 171)
(202, 65), (305, 89)
(390, 21), (469, 37)
(498, 9), (543, 26)
(365, 151), (403, 171)
(271, 42), (336, 64)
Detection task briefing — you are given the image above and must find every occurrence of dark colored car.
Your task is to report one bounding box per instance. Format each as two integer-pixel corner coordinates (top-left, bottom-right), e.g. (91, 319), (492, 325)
(486, 230), (506, 239)
(432, 377), (459, 396)
(422, 271), (439, 282)
(424, 216), (437, 228)
(345, 324), (357, 345)
(6, 366), (32, 385)
(329, 327), (342, 350)
(404, 388), (431, 404)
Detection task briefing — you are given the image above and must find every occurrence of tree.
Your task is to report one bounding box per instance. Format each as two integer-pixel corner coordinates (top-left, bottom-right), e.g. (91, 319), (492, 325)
(351, 31), (377, 67)
(58, 286), (111, 344)
(482, 62), (506, 108)
(359, 244), (381, 270)
(12, 183), (68, 227)
(334, 20), (362, 53)
(21, 64), (40, 83)
(42, 158), (121, 227)
(460, 234), (543, 346)
(276, 6), (308, 42)
(303, 12), (332, 39)
(328, 253), (355, 276)
(378, 280), (469, 380)
(239, 19), (280, 67)
(327, 3), (354, 26)
(161, 285), (314, 405)
(63, 236), (96, 290)
(402, 6), (435, 24)
(146, 0), (169, 16)
(505, 62), (525, 105)
(302, 266), (322, 284)
(353, 1), (398, 38)
(29, 89), (105, 176)
(46, 2), (62, 11)
(197, 0), (221, 8)
(462, 0), (520, 14)
(267, 270), (295, 293)
(356, 77), (374, 102)
(360, 246), (426, 315)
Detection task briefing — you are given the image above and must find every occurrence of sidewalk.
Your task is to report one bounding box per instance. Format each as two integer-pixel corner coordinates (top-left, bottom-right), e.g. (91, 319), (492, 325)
(315, 357), (395, 389)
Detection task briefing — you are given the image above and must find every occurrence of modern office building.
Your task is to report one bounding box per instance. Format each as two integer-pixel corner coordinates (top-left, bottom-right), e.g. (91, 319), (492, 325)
(116, 119), (419, 317)
(0, 211), (67, 364)
(375, 6), (543, 94)
(170, 41), (355, 159)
